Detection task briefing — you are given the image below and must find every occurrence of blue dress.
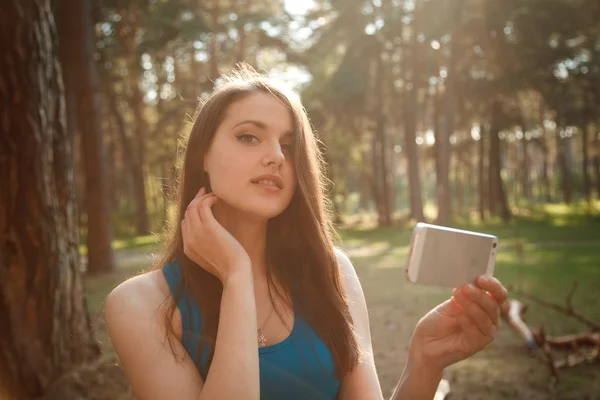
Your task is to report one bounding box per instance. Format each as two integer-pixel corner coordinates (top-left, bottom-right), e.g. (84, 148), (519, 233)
(163, 261), (341, 399)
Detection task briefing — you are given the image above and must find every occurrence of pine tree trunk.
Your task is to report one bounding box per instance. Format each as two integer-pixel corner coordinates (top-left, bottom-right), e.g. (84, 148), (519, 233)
(556, 130), (572, 205)
(403, 3), (425, 222)
(538, 106), (552, 202)
(542, 142), (552, 202)
(521, 132), (531, 201)
(582, 94), (593, 203)
(594, 129), (600, 199)
(373, 56), (392, 226)
(489, 99), (511, 221)
(478, 125), (487, 221)
(582, 122), (591, 203)
(0, 1), (100, 398)
(436, 0), (458, 225)
(434, 86), (452, 224)
(121, 7), (150, 235)
(60, 0), (116, 275)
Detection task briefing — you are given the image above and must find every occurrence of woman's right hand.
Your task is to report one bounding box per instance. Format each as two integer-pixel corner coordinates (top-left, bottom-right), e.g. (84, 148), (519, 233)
(181, 187), (252, 284)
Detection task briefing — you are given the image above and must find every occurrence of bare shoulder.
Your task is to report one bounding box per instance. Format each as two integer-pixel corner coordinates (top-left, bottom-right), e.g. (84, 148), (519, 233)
(104, 270), (170, 319)
(104, 268), (182, 340)
(334, 247), (362, 293)
(104, 269), (200, 399)
(334, 248), (385, 399)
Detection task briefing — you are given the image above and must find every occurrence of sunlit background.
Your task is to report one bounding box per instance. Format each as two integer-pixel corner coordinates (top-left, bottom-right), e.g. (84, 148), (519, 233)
(2, 0), (600, 399)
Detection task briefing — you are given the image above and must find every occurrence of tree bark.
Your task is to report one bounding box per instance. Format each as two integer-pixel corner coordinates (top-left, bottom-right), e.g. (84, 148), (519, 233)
(478, 124), (487, 221)
(373, 55), (393, 226)
(435, 0), (458, 225)
(582, 92), (593, 203)
(520, 130), (531, 201)
(488, 99), (511, 221)
(538, 105), (552, 202)
(556, 127), (572, 204)
(60, 0), (116, 275)
(0, 1), (100, 398)
(594, 127), (600, 199)
(121, 7), (150, 234)
(403, 3), (425, 222)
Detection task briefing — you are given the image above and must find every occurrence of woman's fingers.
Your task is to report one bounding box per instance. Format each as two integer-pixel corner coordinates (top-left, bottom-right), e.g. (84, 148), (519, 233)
(198, 195), (219, 226)
(457, 312), (481, 344)
(187, 190), (212, 212)
(463, 284), (501, 328)
(476, 275), (508, 305)
(453, 286), (496, 337)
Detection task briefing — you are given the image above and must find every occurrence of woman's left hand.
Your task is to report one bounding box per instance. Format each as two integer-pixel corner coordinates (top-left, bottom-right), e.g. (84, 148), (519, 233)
(408, 275), (508, 372)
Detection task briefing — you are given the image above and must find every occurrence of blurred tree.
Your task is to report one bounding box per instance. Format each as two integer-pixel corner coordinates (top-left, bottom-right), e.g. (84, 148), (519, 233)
(59, 0), (117, 274)
(0, 0), (100, 398)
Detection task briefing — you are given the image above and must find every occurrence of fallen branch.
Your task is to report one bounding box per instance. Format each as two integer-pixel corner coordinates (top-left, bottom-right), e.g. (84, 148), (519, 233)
(506, 285), (600, 332)
(540, 332), (600, 349)
(536, 326), (561, 380)
(434, 379), (450, 400)
(554, 346), (600, 369)
(501, 297), (600, 382)
(500, 299), (537, 349)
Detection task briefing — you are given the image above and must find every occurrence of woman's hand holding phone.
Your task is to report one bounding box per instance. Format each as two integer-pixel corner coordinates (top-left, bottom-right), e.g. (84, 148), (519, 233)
(407, 275), (508, 373)
(181, 187), (252, 285)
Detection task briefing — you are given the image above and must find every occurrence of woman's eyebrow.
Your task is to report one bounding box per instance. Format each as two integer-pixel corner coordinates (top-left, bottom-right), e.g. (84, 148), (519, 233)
(233, 120), (294, 138)
(232, 120), (267, 130)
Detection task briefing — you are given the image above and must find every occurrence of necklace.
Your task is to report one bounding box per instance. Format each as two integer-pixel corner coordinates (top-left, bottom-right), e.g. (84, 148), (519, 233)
(258, 295), (276, 348)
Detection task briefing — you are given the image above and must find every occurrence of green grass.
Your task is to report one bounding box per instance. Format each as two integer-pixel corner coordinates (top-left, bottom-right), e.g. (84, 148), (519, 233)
(79, 233), (163, 256)
(86, 202), (600, 399)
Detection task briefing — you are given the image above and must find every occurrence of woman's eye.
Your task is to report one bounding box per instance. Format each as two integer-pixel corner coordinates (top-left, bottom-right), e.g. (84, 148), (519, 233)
(237, 134), (258, 144)
(281, 143), (294, 152)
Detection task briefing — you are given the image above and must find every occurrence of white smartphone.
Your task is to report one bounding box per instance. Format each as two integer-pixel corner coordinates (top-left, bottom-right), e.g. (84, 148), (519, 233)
(405, 223), (499, 288)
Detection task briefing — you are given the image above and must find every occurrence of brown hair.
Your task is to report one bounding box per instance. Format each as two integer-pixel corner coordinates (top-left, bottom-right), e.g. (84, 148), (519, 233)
(155, 63), (360, 378)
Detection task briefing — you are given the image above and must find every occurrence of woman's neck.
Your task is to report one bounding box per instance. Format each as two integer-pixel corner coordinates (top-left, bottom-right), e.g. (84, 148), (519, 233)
(212, 202), (268, 281)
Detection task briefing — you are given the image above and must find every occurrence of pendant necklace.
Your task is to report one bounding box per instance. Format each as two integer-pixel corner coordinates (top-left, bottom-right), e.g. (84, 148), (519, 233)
(258, 296), (276, 348)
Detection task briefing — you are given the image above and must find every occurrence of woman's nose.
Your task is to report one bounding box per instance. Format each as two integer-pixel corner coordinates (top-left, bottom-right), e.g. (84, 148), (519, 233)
(262, 141), (285, 167)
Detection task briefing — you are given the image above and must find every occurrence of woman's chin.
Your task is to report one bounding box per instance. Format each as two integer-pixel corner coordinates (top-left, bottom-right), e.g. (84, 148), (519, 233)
(215, 194), (291, 221)
(247, 206), (287, 221)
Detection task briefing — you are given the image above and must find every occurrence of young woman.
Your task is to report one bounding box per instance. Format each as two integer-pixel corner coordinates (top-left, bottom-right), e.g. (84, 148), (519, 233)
(105, 65), (508, 400)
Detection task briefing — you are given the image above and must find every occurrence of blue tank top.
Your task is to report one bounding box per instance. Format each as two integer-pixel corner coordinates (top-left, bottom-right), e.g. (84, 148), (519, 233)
(163, 261), (341, 399)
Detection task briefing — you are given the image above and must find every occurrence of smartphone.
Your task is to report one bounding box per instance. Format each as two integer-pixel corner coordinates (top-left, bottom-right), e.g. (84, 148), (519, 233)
(405, 223), (499, 288)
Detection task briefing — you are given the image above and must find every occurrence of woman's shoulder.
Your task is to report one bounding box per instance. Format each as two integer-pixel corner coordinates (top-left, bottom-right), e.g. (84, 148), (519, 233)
(104, 266), (183, 340)
(106, 268), (171, 309)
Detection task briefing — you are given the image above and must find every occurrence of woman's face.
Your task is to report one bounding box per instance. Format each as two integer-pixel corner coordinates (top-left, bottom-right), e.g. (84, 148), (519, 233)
(203, 92), (297, 220)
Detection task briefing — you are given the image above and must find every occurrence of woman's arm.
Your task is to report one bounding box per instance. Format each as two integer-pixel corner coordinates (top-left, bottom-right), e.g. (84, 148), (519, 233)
(335, 249), (506, 400)
(336, 250), (442, 400)
(105, 266), (259, 400)
(335, 249), (441, 400)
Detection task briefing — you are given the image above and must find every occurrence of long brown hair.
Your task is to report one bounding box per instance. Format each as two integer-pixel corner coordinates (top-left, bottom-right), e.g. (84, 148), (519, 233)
(155, 64), (360, 378)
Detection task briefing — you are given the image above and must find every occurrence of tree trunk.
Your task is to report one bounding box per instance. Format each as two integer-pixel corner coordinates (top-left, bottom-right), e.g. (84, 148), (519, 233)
(556, 128), (572, 204)
(373, 55), (393, 226)
(521, 131), (531, 202)
(582, 122), (591, 203)
(538, 105), (552, 202)
(454, 151), (464, 218)
(60, 0), (116, 275)
(436, 0), (458, 225)
(403, 3), (425, 222)
(582, 93), (593, 203)
(121, 8), (150, 234)
(0, 2), (100, 398)
(541, 141), (551, 202)
(478, 124), (487, 221)
(488, 99), (511, 221)
(594, 126), (600, 199)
